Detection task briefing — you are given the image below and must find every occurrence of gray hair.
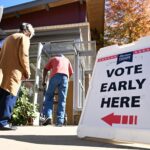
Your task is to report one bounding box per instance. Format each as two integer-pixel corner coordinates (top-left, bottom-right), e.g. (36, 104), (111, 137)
(19, 22), (35, 39)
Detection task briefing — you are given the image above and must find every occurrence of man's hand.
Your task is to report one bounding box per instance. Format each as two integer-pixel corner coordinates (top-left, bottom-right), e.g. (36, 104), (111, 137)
(42, 81), (46, 87)
(22, 72), (30, 80)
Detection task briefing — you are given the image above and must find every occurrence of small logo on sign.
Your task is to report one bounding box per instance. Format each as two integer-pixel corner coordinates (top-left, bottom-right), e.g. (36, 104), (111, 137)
(117, 52), (133, 64)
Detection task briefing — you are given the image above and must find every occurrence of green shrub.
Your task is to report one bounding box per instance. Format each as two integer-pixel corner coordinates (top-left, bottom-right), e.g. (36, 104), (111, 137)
(11, 86), (38, 126)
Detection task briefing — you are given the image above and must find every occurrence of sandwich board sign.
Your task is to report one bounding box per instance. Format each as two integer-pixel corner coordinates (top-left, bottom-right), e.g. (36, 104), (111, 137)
(77, 36), (150, 144)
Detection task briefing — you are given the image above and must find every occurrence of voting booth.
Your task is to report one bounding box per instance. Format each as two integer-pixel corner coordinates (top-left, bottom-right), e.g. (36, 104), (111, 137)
(77, 36), (150, 144)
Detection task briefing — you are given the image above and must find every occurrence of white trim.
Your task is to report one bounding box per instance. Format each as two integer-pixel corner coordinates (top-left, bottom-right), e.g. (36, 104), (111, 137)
(4, 22), (90, 33)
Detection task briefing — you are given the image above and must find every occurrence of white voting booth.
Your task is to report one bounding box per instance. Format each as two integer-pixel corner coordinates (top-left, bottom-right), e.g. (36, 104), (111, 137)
(77, 36), (150, 144)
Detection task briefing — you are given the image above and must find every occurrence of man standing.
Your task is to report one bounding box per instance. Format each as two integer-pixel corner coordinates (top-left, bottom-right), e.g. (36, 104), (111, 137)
(0, 23), (34, 130)
(42, 54), (73, 126)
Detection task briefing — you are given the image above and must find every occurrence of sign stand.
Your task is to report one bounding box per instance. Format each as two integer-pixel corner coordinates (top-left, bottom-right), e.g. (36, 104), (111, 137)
(77, 36), (150, 144)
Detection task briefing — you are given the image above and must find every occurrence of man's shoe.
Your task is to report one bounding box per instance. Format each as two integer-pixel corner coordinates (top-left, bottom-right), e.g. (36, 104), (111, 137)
(55, 123), (63, 127)
(0, 124), (17, 130)
(42, 118), (51, 126)
(39, 116), (46, 125)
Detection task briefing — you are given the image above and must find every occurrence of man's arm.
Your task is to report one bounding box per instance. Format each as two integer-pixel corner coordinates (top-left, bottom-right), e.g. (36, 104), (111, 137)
(42, 58), (52, 85)
(18, 35), (30, 79)
(68, 62), (73, 77)
(42, 68), (48, 86)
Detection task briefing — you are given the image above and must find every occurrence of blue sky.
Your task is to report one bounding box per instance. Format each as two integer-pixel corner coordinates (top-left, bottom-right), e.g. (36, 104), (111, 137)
(0, 0), (35, 8)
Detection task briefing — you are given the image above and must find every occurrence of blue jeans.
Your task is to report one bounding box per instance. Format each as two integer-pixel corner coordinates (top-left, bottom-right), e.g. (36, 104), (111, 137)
(0, 88), (17, 127)
(43, 73), (68, 124)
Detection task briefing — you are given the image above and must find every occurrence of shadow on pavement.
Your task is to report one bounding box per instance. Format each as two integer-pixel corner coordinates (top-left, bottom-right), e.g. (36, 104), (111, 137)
(0, 135), (149, 150)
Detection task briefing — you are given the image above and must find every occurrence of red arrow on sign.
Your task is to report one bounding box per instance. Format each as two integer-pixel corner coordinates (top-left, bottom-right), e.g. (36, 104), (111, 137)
(102, 113), (121, 126)
(101, 113), (137, 126)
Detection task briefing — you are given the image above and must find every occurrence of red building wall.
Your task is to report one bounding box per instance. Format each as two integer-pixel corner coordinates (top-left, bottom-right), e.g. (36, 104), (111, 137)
(0, 2), (86, 30)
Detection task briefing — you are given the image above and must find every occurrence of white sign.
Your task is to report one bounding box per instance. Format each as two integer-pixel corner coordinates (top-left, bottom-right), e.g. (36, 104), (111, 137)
(0, 6), (3, 22)
(77, 36), (150, 144)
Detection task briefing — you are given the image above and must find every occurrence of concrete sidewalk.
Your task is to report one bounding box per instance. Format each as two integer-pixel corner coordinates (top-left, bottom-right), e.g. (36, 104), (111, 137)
(0, 126), (150, 150)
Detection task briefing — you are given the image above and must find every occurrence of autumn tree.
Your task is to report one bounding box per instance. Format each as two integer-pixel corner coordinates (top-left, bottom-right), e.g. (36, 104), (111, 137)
(104, 0), (150, 46)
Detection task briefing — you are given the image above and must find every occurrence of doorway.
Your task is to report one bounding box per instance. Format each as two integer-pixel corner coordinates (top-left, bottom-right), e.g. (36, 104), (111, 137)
(22, 40), (96, 124)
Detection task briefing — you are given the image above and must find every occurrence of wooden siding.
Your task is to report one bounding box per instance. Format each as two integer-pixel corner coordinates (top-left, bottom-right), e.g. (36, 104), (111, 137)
(86, 0), (104, 33)
(0, 2), (86, 30)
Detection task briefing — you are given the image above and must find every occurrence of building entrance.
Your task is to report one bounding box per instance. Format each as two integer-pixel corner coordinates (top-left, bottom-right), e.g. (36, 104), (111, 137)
(22, 40), (96, 124)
